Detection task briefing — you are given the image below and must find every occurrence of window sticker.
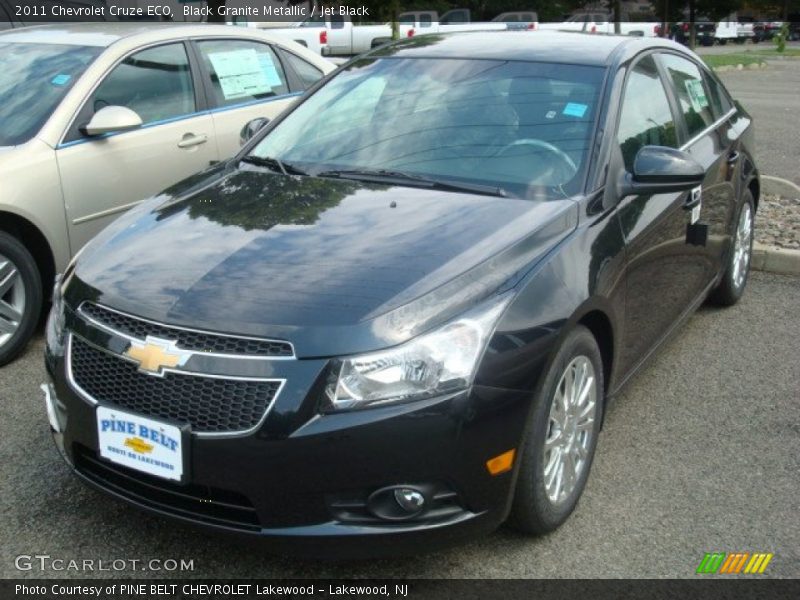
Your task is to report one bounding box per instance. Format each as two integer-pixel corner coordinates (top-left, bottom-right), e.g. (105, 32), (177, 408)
(50, 74), (72, 86)
(207, 49), (274, 100)
(563, 102), (588, 118)
(685, 79), (709, 113)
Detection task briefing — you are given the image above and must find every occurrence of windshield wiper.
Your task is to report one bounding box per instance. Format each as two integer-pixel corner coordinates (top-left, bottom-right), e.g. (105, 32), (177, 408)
(316, 168), (508, 198)
(240, 155), (308, 176)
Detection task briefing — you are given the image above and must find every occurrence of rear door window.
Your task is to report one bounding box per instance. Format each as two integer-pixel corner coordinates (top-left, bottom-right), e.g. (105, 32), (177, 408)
(196, 39), (289, 109)
(659, 53), (716, 138)
(702, 70), (734, 119)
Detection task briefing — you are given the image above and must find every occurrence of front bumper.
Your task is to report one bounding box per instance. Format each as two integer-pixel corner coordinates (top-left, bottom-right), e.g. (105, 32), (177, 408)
(44, 338), (532, 557)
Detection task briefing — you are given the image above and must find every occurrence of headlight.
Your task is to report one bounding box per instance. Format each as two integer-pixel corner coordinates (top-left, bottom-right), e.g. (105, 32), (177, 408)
(46, 246), (86, 353)
(325, 294), (512, 411)
(45, 275), (66, 352)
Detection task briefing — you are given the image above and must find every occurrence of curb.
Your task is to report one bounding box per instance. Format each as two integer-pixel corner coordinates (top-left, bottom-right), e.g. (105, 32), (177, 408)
(713, 62), (767, 72)
(761, 175), (800, 198)
(752, 243), (800, 276)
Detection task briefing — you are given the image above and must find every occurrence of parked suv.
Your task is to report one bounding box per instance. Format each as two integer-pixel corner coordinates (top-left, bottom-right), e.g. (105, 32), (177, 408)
(0, 23), (334, 365)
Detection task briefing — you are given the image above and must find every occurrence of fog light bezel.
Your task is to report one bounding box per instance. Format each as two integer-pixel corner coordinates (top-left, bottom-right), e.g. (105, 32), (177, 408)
(367, 485), (428, 521)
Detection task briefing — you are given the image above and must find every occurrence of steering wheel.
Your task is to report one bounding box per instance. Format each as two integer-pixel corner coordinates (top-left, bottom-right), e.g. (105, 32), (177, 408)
(494, 139), (578, 181)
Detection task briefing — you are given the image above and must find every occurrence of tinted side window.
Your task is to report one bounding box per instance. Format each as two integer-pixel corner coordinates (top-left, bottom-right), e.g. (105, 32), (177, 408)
(91, 43), (195, 125)
(196, 40), (289, 108)
(282, 51), (324, 89)
(617, 55), (678, 171)
(702, 70), (733, 119)
(660, 54), (715, 137)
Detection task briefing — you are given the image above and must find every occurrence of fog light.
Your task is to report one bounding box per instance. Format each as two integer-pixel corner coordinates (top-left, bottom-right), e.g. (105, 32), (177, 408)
(367, 485), (428, 520)
(394, 488), (425, 513)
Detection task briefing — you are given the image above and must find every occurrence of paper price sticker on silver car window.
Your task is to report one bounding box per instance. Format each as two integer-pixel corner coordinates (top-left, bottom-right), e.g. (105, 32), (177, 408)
(208, 48), (274, 100)
(685, 79), (709, 113)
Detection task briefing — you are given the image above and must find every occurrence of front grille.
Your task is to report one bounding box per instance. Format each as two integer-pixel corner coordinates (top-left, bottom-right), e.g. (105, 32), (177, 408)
(69, 336), (281, 434)
(80, 303), (293, 357)
(74, 445), (260, 531)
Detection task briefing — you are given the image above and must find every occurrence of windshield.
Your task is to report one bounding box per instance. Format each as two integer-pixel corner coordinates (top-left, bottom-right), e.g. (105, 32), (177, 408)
(0, 42), (102, 146)
(250, 57), (604, 198)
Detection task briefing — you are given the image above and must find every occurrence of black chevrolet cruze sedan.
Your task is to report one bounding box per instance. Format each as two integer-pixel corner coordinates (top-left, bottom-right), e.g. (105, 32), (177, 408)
(43, 31), (758, 556)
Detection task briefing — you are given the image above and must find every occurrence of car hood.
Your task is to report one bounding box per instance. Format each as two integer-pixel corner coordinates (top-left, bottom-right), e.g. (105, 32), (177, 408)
(72, 164), (577, 357)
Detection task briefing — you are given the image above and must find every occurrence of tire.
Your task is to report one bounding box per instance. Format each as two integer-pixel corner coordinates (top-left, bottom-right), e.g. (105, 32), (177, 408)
(508, 325), (604, 535)
(0, 232), (43, 366)
(708, 191), (755, 307)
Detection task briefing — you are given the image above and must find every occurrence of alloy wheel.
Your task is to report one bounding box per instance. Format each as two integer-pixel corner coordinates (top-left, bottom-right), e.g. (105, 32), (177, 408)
(543, 356), (597, 505)
(0, 253), (26, 347)
(732, 202), (753, 289)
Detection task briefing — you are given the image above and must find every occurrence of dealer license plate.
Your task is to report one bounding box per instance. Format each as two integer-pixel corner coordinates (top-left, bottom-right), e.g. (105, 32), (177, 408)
(96, 406), (184, 481)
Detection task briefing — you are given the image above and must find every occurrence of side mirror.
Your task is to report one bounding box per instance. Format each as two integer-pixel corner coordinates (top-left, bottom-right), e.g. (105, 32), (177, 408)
(618, 146), (705, 198)
(82, 106), (143, 136)
(240, 117), (270, 146)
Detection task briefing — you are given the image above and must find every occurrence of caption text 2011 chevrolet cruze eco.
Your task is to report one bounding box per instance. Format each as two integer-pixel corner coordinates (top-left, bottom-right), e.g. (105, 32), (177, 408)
(44, 32), (758, 557)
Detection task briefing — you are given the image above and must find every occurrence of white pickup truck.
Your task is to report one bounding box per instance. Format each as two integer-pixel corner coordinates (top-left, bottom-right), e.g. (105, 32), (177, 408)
(285, 14), (415, 56)
(289, 9), (508, 57)
(538, 11), (659, 37)
(235, 21), (329, 56)
(714, 14), (756, 44)
(398, 9), (509, 36)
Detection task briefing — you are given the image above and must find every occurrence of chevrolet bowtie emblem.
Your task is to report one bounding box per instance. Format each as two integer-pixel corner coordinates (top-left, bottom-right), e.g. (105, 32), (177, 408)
(124, 437), (154, 454)
(123, 336), (190, 376)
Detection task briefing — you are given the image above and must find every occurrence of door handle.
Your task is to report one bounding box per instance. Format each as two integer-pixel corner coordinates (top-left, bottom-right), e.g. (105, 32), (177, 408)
(683, 185), (702, 210)
(726, 150), (740, 164)
(177, 134), (208, 149)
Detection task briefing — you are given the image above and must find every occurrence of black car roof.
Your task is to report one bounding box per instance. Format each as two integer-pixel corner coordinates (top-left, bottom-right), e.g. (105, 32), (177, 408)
(371, 30), (690, 68)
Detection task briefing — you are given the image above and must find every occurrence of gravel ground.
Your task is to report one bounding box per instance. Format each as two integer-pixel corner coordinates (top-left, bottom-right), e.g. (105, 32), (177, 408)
(756, 194), (800, 250)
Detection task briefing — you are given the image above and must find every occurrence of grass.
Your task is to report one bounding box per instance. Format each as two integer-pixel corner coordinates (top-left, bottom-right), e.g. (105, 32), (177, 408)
(750, 47), (800, 57)
(701, 54), (766, 69)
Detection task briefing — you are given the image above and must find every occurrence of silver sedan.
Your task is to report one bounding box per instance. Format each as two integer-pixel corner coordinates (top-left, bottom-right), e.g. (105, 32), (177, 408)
(0, 23), (335, 364)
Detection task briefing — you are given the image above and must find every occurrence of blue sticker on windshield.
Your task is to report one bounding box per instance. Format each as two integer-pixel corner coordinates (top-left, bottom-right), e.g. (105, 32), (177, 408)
(51, 74), (72, 86)
(563, 102), (588, 118)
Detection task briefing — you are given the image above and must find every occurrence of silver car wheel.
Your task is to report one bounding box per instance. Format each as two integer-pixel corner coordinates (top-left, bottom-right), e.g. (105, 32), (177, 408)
(0, 253), (26, 347)
(732, 202), (753, 289)
(543, 356), (597, 505)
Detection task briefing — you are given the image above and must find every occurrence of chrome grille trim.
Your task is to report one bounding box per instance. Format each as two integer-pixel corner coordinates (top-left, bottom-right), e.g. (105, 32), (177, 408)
(66, 333), (286, 439)
(77, 301), (295, 360)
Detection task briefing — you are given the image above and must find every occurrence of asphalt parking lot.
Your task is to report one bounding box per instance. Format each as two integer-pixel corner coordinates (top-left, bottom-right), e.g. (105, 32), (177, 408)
(1, 272), (798, 579)
(712, 53), (800, 186)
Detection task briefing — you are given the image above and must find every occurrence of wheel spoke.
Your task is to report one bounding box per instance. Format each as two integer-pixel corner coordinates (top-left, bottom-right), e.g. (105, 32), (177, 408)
(576, 415), (595, 431)
(544, 448), (561, 489)
(552, 388), (568, 427)
(0, 299), (22, 323)
(0, 262), (18, 297)
(554, 460), (564, 500)
(577, 398), (595, 420)
(574, 443), (588, 461)
(576, 374), (595, 408)
(564, 366), (575, 407)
